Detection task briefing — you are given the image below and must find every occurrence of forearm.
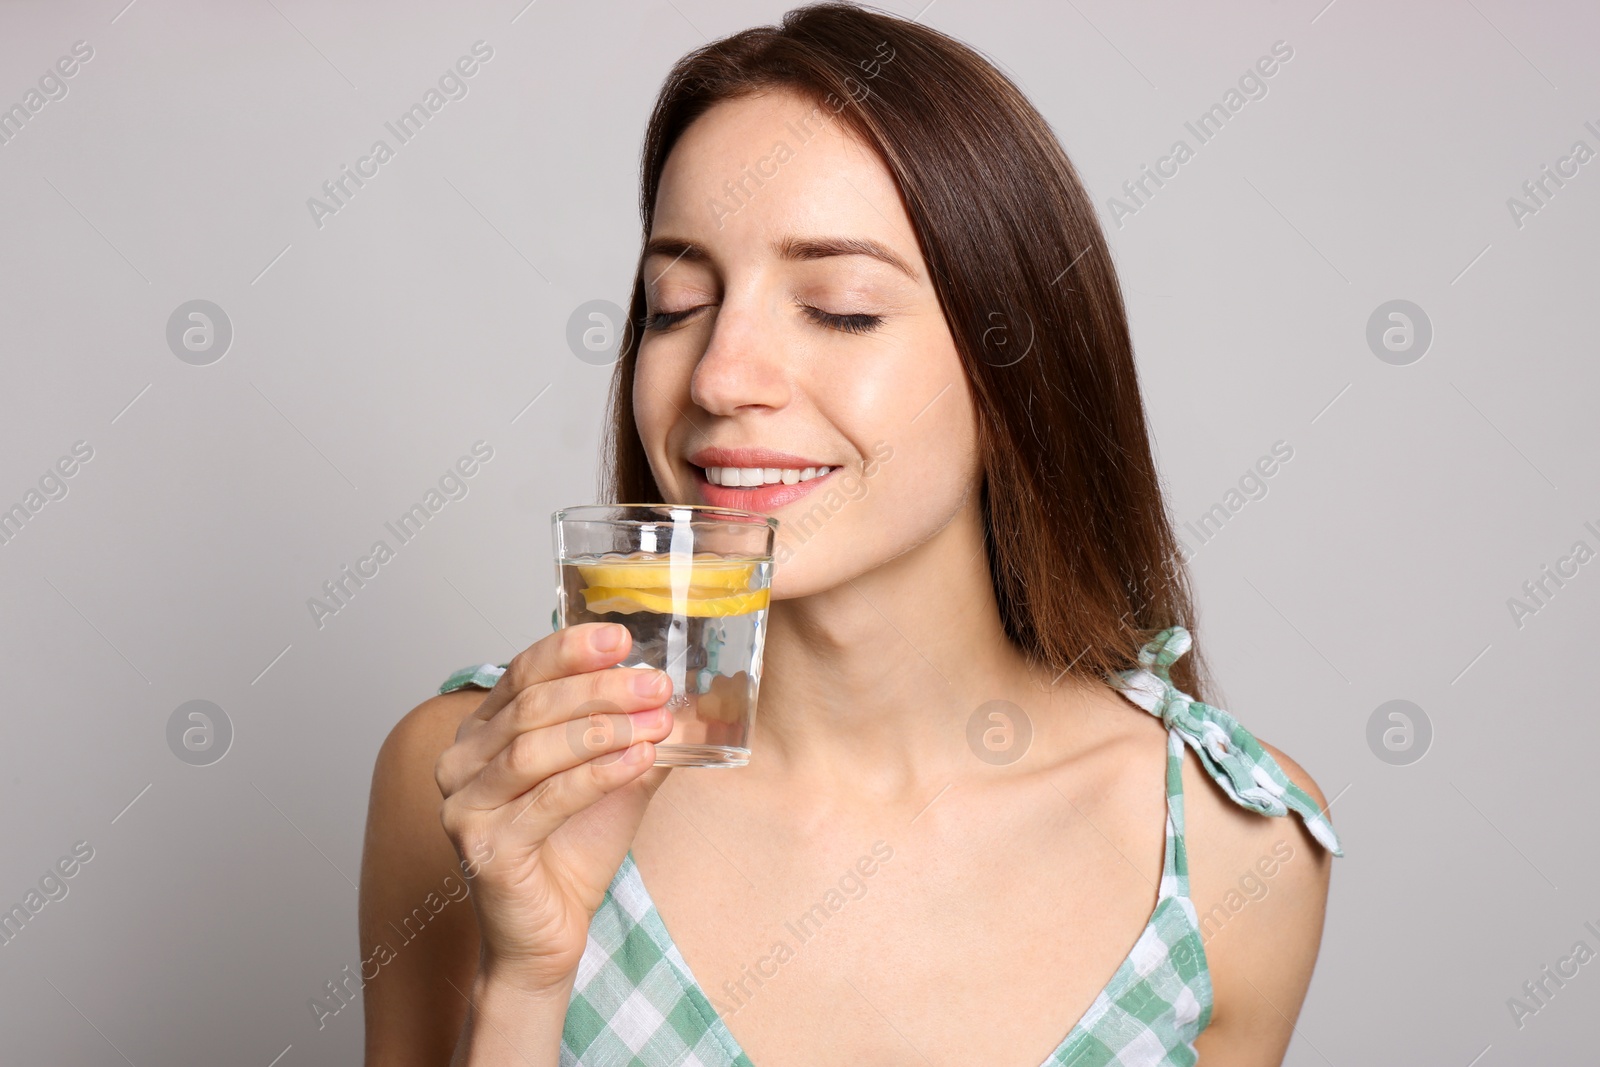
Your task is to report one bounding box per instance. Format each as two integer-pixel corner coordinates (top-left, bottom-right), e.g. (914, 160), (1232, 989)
(450, 966), (573, 1067)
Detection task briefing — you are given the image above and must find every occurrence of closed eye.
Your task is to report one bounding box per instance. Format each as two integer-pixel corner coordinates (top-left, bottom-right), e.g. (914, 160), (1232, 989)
(642, 302), (885, 335)
(797, 301), (883, 335)
(642, 306), (706, 331)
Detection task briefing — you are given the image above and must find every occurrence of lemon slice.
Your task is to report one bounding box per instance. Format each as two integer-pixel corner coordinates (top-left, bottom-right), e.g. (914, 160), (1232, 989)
(581, 586), (770, 617)
(573, 555), (769, 617)
(574, 556), (757, 591)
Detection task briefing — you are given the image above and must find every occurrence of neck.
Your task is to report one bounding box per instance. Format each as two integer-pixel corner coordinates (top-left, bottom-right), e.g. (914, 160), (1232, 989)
(746, 497), (1090, 799)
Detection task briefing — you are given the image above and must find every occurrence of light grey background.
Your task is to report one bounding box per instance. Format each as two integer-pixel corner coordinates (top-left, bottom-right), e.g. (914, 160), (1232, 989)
(2, 0), (1595, 1063)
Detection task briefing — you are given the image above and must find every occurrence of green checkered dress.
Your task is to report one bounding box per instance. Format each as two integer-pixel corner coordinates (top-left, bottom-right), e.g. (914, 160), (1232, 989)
(438, 624), (1344, 1066)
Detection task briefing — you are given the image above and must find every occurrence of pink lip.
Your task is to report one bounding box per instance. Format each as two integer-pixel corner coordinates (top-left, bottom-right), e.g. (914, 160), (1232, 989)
(687, 446), (830, 469)
(692, 464), (837, 511)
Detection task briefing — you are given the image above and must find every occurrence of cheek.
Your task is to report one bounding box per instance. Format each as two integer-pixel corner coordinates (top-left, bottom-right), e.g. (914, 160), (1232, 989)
(791, 335), (979, 562)
(631, 349), (681, 442)
(837, 325), (978, 485)
(867, 379), (979, 523)
(833, 313), (962, 419)
(629, 357), (682, 495)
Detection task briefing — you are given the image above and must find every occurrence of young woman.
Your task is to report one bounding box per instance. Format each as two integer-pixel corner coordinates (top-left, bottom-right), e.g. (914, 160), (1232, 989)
(360, 4), (1343, 1065)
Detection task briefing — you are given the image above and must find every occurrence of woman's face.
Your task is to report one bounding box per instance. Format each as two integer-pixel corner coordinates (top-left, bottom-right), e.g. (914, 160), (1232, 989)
(634, 87), (981, 597)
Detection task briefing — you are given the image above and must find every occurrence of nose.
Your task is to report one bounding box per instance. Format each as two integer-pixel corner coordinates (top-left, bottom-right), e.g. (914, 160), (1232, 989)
(688, 296), (793, 417)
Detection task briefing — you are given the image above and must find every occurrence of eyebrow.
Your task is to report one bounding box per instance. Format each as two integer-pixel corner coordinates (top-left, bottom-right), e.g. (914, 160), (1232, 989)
(642, 234), (918, 281)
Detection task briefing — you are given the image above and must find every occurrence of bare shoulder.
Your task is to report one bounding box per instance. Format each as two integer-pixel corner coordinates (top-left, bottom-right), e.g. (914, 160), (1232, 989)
(365, 688), (485, 863)
(375, 688), (484, 782)
(1182, 733), (1334, 897)
(358, 688), (487, 1065)
(1260, 739), (1330, 811)
(1186, 730), (1337, 1064)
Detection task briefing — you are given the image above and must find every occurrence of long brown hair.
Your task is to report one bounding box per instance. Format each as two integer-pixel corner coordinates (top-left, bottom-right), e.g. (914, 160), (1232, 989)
(601, 0), (1214, 701)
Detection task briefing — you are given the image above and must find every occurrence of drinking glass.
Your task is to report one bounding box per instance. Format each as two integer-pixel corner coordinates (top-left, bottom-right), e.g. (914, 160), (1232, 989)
(552, 503), (777, 767)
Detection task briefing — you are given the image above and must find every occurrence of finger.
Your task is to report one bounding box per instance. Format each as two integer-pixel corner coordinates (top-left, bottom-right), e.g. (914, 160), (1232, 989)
(453, 705), (675, 814)
(439, 661), (672, 797)
(464, 623), (635, 728)
(493, 736), (668, 848)
(466, 661), (672, 769)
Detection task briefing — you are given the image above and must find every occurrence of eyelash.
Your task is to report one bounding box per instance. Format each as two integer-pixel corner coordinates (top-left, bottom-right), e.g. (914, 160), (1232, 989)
(800, 303), (884, 335)
(642, 307), (699, 331)
(641, 303), (884, 335)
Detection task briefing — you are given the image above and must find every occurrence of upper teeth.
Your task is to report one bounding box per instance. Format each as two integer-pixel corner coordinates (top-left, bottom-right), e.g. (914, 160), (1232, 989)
(704, 466), (832, 487)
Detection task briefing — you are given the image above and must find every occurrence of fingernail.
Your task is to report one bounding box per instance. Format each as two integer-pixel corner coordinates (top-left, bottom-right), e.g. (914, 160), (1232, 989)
(593, 624), (623, 652)
(626, 742), (650, 764)
(633, 671), (666, 697)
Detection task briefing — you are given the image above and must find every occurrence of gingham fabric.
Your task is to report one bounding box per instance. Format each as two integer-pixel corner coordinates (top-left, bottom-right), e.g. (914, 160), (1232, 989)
(1108, 626), (1344, 858)
(438, 661), (509, 693)
(437, 624), (1344, 1065)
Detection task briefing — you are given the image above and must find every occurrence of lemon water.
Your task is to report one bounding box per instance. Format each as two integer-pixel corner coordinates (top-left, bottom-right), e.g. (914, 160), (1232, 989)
(557, 551), (772, 767)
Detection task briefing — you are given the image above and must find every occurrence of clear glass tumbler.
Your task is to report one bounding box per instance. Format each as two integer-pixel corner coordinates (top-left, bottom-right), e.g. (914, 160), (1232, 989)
(552, 503), (777, 768)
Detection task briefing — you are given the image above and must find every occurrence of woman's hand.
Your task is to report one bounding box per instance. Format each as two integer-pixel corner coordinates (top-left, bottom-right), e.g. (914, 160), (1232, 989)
(434, 622), (675, 995)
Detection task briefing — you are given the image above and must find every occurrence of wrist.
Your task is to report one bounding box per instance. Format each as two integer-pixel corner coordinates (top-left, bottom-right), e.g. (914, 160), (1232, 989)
(475, 954), (577, 1004)
(452, 963), (572, 1067)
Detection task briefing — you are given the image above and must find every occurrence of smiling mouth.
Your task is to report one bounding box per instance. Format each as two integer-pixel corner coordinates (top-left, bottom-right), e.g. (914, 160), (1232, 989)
(697, 464), (835, 487)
